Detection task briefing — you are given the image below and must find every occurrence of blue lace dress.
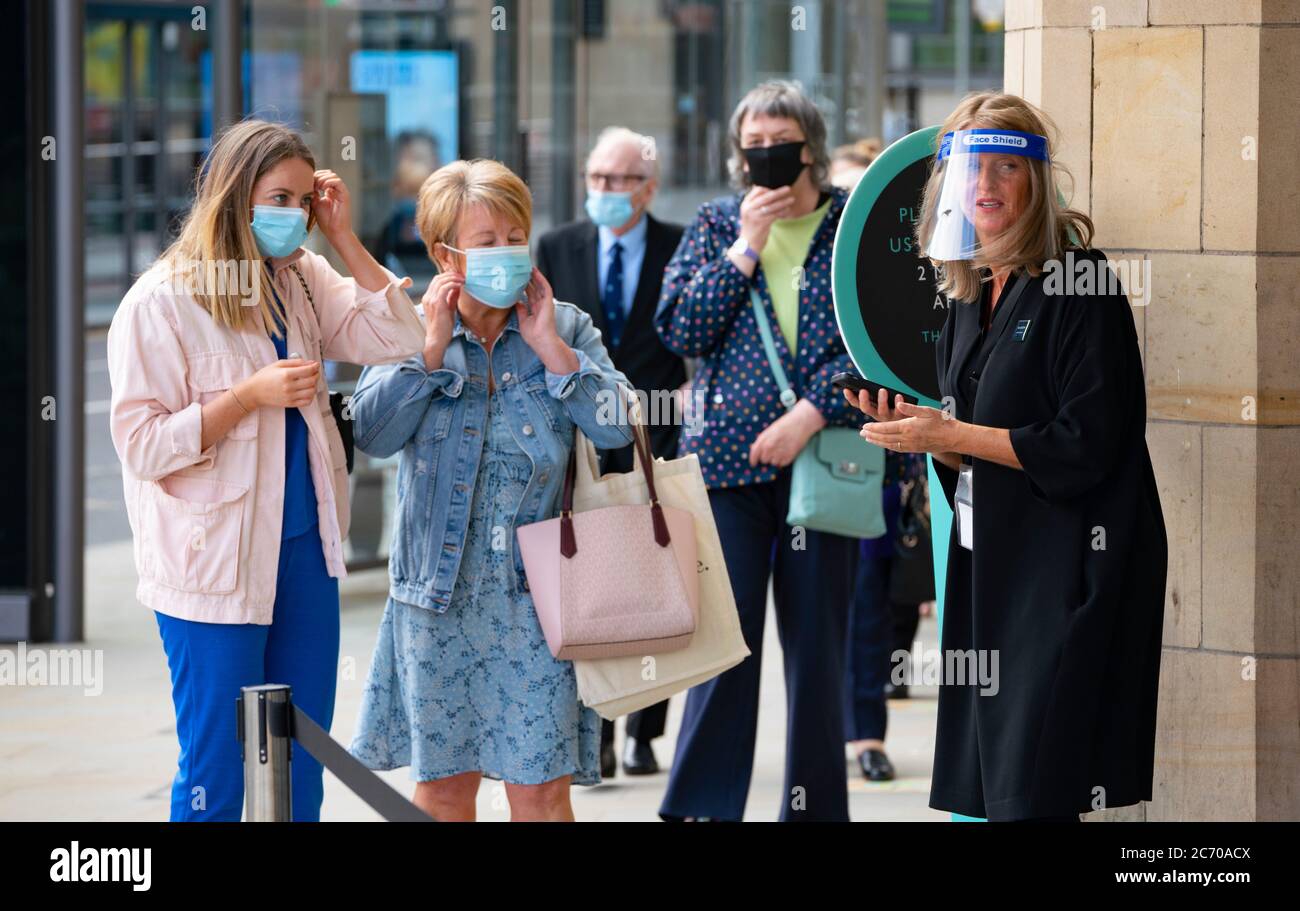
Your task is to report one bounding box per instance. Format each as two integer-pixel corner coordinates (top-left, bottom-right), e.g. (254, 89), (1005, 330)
(350, 390), (601, 786)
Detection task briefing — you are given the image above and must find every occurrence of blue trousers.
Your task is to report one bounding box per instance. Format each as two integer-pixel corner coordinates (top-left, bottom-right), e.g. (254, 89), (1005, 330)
(155, 527), (340, 822)
(659, 472), (855, 821)
(843, 549), (892, 742)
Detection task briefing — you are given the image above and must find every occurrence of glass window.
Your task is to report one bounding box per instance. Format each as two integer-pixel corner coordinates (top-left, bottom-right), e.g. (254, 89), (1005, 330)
(81, 0), (1002, 569)
(65, 0), (1006, 578)
(85, 6), (211, 326)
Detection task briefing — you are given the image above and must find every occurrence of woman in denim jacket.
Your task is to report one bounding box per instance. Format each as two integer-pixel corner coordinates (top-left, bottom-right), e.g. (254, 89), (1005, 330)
(347, 160), (634, 822)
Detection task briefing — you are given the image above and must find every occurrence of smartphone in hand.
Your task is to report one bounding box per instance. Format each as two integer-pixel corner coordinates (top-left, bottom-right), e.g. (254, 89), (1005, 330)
(831, 372), (919, 407)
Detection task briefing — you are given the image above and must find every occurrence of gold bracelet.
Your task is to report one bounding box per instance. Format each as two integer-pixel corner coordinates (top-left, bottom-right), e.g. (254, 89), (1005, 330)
(229, 388), (251, 414)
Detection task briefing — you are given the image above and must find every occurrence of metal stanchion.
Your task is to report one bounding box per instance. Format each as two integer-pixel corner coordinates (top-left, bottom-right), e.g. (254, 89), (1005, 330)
(236, 683), (435, 822)
(238, 684), (293, 822)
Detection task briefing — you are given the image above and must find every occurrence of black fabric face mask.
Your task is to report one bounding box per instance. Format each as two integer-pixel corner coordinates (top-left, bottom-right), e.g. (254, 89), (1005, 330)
(742, 141), (808, 189)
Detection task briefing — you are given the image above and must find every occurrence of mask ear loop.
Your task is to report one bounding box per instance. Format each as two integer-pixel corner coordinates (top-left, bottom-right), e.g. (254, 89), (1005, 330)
(435, 241), (466, 276)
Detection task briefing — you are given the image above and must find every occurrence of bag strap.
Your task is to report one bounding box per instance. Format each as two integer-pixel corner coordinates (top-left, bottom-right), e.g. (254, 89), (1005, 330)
(748, 288), (797, 411)
(559, 387), (671, 559)
(560, 442), (578, 557)
(289, 262), (315, 311)
(290, 263), (339, 372)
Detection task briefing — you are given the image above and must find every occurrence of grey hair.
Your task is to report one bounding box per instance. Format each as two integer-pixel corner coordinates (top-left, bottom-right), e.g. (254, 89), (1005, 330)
(587, 125), (661, 181)
(727, 80), (830, 190)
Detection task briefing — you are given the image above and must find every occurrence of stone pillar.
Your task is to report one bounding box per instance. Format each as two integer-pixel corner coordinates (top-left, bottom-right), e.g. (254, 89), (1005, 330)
(1004, 0), (1300, 821)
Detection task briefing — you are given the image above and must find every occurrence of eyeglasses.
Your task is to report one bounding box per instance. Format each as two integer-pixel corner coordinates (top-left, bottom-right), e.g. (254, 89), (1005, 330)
(583, 171), (649, 191)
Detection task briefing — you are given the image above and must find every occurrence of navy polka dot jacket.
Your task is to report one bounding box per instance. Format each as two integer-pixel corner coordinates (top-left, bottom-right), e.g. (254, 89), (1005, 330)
(654, 187), (859, 490)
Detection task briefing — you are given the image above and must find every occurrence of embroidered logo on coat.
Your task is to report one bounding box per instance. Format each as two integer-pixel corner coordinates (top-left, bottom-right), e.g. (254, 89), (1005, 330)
(1013, 319), (1032, 342)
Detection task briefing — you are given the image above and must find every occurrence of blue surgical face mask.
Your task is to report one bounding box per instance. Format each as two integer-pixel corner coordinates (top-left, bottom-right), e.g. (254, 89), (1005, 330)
(584, 189), (636, 228)
(251, 205), (309, 258)
(444, 243), (533, 309)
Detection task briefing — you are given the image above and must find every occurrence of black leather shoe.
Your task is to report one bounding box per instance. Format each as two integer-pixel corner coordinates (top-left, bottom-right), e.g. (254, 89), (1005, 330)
(600, 739), (617, 779)
(859, 748), (896, 782)
(622, 738), (660, 775)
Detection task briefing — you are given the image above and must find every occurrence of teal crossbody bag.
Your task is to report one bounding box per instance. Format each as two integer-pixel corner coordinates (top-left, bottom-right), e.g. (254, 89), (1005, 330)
(748, 288), (885, 539)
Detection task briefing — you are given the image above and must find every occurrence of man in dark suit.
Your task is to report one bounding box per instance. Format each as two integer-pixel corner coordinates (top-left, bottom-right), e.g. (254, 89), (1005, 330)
(536, 126), (686, 779)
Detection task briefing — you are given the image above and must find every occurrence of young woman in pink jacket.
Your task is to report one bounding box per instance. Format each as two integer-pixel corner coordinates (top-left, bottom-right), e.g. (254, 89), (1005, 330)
(106, 119), (425, 821)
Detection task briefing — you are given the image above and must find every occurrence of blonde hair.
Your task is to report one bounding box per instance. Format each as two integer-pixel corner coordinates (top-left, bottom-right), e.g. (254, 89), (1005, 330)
(415, 159), (532, 263)
(915, 92), (1094, 304)
(160, 119), (316, 334)
(832, 137), (883, 169)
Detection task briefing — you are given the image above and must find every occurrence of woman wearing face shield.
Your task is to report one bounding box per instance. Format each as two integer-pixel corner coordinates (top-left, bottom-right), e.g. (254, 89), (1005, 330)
(346, 159), (635, 822)
(846, 93), (1167, 821)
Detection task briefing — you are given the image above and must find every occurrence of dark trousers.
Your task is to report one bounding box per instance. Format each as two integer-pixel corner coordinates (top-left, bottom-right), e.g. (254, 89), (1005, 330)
(601, 701), (668, 748)
(658, 471), (855, 821)
(891, 597), (922, 675)
(843, 549), (894, 743)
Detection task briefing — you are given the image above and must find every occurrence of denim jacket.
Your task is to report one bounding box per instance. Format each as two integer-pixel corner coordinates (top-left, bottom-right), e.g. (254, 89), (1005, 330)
(351, 301), (634, 612)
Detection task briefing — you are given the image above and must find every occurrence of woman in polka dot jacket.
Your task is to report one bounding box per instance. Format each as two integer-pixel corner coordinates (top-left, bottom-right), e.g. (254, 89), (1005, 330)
(653, 81), (861, 822)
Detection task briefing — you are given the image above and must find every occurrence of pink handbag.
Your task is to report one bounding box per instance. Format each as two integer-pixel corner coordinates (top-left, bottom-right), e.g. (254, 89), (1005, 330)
(517, 421), (699, 660)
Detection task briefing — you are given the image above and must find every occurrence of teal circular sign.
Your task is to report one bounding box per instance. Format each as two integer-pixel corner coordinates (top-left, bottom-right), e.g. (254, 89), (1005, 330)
(832, 126), (946, 407)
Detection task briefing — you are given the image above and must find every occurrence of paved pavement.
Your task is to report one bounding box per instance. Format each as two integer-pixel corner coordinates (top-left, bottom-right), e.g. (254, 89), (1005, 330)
(0, 538), (946, 822)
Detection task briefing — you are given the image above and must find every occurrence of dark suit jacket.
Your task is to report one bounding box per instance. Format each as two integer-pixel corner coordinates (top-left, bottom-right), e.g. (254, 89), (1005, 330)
(536, 213), (687, 471)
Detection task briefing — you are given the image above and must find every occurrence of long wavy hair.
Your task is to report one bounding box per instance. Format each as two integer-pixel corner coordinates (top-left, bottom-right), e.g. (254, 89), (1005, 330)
(915, 93), (1093, 304)
(160, 119), (316, 334)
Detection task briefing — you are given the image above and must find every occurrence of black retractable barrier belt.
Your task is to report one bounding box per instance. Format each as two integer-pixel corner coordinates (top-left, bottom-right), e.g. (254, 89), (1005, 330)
(290, 705), (435, 822)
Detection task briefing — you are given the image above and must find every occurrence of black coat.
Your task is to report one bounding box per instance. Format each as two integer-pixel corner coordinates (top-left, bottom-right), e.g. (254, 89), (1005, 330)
(536, 214), (686, 471)
(928, 249), (1168, 820)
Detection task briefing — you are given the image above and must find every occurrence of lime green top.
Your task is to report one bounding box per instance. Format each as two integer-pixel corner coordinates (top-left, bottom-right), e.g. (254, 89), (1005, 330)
(758, 197), (831, 352)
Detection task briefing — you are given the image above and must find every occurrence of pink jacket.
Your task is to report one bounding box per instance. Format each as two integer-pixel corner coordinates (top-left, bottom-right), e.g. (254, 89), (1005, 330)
(107, 248), (425, 624)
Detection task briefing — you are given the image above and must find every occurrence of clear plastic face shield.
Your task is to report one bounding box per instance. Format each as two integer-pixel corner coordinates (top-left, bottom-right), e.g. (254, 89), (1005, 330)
(923, 129), (1050, 261)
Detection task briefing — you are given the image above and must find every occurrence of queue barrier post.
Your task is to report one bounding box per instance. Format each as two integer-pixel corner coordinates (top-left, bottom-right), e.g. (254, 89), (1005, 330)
(237, 684), (294, 822)
(237, 683), (435, 823)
